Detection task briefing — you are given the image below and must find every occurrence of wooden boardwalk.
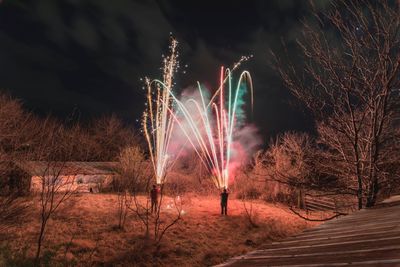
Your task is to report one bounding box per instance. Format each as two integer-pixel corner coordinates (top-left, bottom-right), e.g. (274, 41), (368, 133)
(218, 196), (400, 266)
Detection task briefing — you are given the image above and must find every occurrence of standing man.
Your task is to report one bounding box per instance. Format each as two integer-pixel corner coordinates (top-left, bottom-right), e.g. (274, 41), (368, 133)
(150, 184), (159, 214)
(220, 188), (229, 215)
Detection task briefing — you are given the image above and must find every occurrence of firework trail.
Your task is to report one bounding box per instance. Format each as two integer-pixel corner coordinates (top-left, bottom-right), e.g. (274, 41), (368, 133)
(169, 66), (253, 189)
(142, 37), (254, 188)
(142, 38), (179, 184)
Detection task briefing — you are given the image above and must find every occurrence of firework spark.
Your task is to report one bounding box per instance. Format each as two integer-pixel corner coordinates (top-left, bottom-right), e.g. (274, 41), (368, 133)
(142, 38), (179, 184)
(142, 37), (254, 188)
(169, 67), (253, 189)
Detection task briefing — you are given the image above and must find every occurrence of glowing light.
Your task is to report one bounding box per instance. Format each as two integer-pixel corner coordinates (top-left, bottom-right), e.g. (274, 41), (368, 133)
(142, 38), (179, 184)
(168, 66), (253, 189)
(142, 37), (254, 189)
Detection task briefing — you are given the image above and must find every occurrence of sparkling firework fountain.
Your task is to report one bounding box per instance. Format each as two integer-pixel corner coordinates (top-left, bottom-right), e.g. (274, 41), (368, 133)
(169, 61), (253, 189)
(142, 38), (179, 185)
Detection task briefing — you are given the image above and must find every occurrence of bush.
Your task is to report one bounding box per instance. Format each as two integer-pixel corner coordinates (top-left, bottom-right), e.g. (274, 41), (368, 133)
(0, 244), (33, 267)
(236, 186), (262, 200)
(261, 181), (296, 205)
(164, 171), (217, 196)
(117, 146), (149, 193)
(232, 172), (263, 200)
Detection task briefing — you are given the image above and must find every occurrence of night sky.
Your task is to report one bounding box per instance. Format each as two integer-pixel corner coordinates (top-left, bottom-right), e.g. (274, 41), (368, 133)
(0, 0), (328, 140)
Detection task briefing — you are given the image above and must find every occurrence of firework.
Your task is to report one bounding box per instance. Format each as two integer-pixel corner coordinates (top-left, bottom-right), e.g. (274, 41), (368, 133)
(142, 37), (253, 188)
(169, 66), (253, 189)
(142, 38), (179, 184)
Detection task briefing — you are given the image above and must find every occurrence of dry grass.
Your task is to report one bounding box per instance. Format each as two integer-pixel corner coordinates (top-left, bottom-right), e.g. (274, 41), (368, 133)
(0, 193), (320, 266)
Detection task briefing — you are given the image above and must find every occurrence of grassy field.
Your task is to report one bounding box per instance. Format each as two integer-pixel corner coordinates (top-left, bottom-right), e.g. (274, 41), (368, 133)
(0, 193), (320, 266)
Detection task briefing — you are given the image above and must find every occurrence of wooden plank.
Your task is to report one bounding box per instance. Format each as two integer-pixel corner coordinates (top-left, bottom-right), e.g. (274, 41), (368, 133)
(218, 197), (400, 267)
(272, 229), (400, 246)
(224, 259), (400, 267)
(301, 218), (400, 234)
(235, 246), (400, 259)
(296, 223), (398, 238)
(253, 236), (400, 253)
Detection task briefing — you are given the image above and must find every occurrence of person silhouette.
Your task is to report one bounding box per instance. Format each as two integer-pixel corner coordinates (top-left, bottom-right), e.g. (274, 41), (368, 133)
(220, 188), (229, 215)
(150, 184), (159, 213)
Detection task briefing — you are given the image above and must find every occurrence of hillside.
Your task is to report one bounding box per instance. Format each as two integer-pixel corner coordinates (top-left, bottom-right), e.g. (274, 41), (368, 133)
(0, 193), (319, 266)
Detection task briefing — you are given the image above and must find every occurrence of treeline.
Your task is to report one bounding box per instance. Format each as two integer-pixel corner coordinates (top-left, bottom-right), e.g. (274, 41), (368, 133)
(0, 92), (140, 194)
(243, 131), (400, 208)
(0, 92), (139, 162)
(264, 0), (400, 209)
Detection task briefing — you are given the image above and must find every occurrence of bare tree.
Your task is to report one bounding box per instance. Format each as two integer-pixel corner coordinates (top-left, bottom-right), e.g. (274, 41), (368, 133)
(0, 194), (29, 232)
(90, 114), (138, 161)
(153, 183), (183, 246)
(115, 146), (149, 230)
(115, 181), (130, 230)
(0, 93), (39, 192)
(254, 133), (352, 220)
(255, 132), (314, 186)
(0, 93), (39, 231)
(237, 166), (260, 228)
(32, 119), (82, 266)
(63, 123), (97, 161)
(275, 0), (400, 208)
(118, 146), (152, 235)
(118, 147), (182, 246)
(253, 132), (320, 205)
(133, 182), (183, 246)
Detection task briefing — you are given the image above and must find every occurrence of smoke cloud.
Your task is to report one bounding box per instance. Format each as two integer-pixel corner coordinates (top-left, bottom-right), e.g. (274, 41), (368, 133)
(168, 82), (261, 188)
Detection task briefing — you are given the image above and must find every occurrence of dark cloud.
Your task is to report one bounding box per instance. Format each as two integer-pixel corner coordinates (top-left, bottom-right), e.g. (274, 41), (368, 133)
(0, 0), (322, 139)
